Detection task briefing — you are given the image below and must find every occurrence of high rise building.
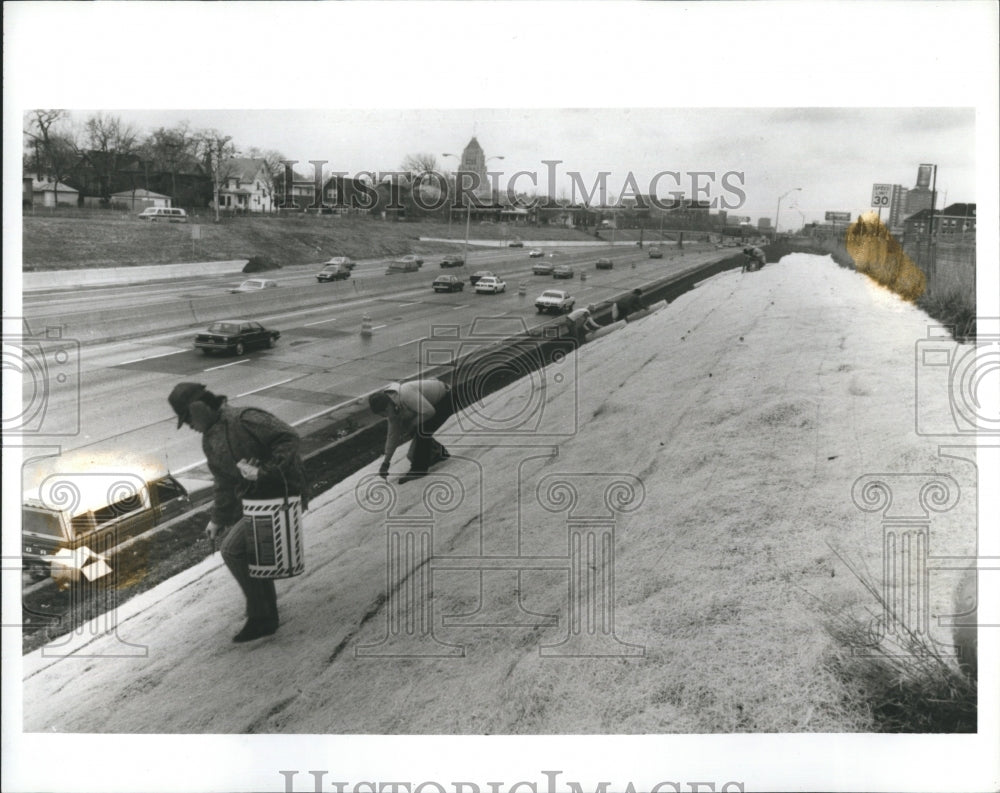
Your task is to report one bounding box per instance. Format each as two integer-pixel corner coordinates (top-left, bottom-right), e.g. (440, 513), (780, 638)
(905, 165), (934, 217)
(888, 184), (909, 229)
(458, 137), (490, 199)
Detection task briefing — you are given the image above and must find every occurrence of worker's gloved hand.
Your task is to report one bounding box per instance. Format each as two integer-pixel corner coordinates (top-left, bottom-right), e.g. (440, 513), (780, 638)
(237, 458), (261, 481)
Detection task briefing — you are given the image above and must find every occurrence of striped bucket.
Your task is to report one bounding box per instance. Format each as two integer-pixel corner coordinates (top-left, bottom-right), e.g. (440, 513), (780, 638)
(244, 496), (305, 579)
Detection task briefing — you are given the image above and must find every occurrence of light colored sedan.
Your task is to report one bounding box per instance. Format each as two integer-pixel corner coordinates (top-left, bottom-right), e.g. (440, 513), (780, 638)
(231, 278), (278, 293)
(528, 249), (545, 258)
(535, 289), (575, 314)
(474, 276), (507, 294)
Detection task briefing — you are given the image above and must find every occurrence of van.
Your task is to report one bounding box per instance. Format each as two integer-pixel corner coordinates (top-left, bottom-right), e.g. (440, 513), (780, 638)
(138, 206), (188, 223)
(386, 259), (421, 274)
(21, 466), (194, 582)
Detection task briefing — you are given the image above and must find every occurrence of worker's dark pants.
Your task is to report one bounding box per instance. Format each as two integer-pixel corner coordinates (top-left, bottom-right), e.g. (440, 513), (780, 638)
(409, 389), (456, 472)
(220, 517), (278, 624)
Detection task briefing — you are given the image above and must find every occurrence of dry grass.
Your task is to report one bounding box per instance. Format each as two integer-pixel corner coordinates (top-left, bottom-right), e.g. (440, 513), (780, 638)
(820, 546), (976, 733)
(21, 211), (599, 270)
(845, 213), (927, 302)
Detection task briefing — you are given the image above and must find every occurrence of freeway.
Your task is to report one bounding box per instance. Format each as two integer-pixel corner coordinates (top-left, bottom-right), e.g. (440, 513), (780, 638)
(18, 243), (723, 494)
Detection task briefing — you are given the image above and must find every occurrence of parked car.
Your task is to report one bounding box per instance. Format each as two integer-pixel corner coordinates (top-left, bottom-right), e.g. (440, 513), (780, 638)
(528, 249), (545, 258)
(194, 319), (280, 355)
(552, 264), (574, 279)
(534, 289), (575, 314)
(648, 247), (663, 259)
(474, 276), (507, 294)
(596, 257), (614, 270)
(433, 274), (465, 293)
(138, 206), (187, 223)
(321, 256), (356, 270)
(469, 270), (496, 286)
(439, 254), (465, 268)
(316, 263), (351, 282)
(231, 278), (278, 293)
(532, 261), (554, 275)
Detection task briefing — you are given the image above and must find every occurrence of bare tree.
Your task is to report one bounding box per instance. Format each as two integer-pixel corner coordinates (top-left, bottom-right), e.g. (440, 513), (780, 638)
(143, 122), (195, 202)
(83, 112), (140, 200)
(400, 152), (440, 176)
(195, 129), (237, 222)
(24, 109), (78, 205)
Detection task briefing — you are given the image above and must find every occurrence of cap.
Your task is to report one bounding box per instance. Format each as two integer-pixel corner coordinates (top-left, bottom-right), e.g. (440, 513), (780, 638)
(169, 382), (207, 428)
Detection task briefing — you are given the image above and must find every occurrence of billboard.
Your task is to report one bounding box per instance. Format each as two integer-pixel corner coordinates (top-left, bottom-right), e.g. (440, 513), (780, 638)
(825, 211), (851, 222)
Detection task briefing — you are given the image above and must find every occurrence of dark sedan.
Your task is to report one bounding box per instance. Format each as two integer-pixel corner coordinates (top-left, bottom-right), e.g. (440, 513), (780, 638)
(596, 258), (614, 270)
(439, 254), (465, 268)
(194, 320), (280, 356)
(648, 248), (663, 259)
(469, 270), (496, 286)
(433, 274), (465, 293)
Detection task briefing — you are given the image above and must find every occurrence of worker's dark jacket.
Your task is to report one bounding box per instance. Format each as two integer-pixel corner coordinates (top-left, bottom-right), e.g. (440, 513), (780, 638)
(202, 404), (310, 526)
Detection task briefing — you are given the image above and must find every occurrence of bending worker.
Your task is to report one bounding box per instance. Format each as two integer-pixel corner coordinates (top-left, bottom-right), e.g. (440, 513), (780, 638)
(565, 303), (603, 344)
(369, 378), (456, 484)
(169, 382), (310, 644)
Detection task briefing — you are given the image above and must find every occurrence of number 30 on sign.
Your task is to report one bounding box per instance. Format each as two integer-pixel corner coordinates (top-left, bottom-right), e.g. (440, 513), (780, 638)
(871, 184), (892, 207)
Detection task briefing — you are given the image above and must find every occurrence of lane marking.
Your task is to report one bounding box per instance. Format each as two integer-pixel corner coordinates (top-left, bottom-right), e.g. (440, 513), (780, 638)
(118, 349), (189, 366)
(304, 317), (338, 326)
(371, 324), (388, 330)
(398, 337), (423, 347)
(203, 359), (250, 372)
(237, 377), (296, 398)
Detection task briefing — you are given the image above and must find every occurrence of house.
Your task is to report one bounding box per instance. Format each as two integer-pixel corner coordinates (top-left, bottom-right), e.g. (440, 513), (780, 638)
(31, 178), (79, 207)
(903, 202), (976, 239)
(110, 188), (173, 211)
(214, 157), (274, 213)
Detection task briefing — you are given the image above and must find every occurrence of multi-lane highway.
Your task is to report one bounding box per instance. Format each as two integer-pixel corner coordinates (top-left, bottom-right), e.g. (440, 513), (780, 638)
(19, 243), (726, 492)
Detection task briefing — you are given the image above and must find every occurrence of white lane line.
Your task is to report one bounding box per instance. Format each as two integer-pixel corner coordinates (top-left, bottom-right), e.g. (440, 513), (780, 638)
(371, 324), (388, 330)
(237, 377), (296, 398)
(398, 301), (418, 306)
(118, 349), (188, 366)
(304, 317), (338, 326)
(398, 337), (423, 347)
(452, 304), (467, 310)
(203, 359), (250, 372)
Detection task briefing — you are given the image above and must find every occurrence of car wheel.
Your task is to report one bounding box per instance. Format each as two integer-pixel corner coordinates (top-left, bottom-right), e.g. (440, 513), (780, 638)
(235, 342), (245, 356)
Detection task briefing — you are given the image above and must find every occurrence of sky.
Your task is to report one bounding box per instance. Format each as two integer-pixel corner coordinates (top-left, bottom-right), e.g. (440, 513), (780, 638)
(50, 107), (977, 228)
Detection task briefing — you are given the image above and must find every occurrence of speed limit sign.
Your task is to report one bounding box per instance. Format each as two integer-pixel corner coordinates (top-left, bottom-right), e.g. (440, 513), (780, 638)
(871, 183), (892, 207)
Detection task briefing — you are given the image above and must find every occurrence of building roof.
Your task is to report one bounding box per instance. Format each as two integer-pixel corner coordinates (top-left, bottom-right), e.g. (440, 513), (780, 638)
(110, 188), (171, 199)
(225, 157), (268, 183)
(32, 180), (78, 194)
(939, 202), (975, 218)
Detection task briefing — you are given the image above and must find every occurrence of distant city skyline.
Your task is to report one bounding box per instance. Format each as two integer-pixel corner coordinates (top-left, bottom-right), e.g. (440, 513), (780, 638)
(38, 107), (976, 228)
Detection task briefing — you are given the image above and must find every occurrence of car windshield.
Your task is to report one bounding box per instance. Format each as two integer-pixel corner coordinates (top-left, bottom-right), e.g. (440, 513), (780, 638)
(208, 322), (240, 334)
(541, 291), (563, 298)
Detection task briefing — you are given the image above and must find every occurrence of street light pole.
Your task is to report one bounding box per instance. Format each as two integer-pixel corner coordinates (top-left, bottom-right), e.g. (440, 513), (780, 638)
(775, 187), (802, 236)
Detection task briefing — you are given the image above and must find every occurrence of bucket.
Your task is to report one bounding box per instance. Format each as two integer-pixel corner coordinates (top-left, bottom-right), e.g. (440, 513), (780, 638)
(244, 495), (305, 579)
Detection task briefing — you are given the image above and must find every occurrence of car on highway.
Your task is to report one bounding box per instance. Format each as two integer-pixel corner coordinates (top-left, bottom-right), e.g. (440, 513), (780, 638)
(508, 239), (524, 248)
(321, 255), (356, 270)
(552, 264), (574, 279)
(439, 254), (465, 268)
(316, 263), (351, 282)
(398, 254), (424, 267)
(528, 249), (545, 258)
(532, 261), (554, 275)
(648, 247), (663, 259)
(386, 258), (421, 274)
(231, 278), (278, 293)
(194, 319), (280, 355)
(433, 274), (465, 293)
(474, 276), (507, 294)
(469, 270), (496, 286)
(534, 289), (575, 315)
(596, 257), (614, 270)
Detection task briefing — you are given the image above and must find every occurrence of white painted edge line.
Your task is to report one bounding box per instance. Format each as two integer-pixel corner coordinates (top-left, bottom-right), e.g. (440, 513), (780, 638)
(398, 337), (423, 347)
(371, 324), (388, 330)
(117, 349), (188, 366)
(203, 358), (250, 372)
(236, 376), (296, 398)
(304, 317), (338, 326)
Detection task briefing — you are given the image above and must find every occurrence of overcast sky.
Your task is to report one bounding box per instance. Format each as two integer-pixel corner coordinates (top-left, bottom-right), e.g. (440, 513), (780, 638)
(50, 107), (975, 227)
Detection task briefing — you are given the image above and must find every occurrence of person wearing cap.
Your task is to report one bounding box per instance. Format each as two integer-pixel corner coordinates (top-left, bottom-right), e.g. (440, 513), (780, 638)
(368, 379), (455, 484)
(168, 382), (310, 643)
(564, 303), (602, 344)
